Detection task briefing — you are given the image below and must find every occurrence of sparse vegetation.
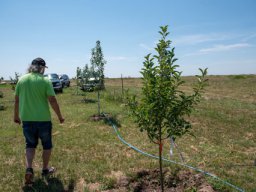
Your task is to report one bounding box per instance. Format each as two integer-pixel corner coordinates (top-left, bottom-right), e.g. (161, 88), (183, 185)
(9, 72), (20, 90)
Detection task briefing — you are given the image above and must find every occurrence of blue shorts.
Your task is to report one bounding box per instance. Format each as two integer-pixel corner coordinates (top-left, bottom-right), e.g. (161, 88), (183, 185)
(22, 121), (53, 150)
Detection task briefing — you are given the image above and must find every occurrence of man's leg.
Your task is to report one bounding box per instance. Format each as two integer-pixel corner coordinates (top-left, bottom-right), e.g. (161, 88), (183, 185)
(42, 149), (55, 176)
(26, 148), (36, 168)
(39, 121), (55, 176)
(42, 149), (51, 169)
(25, 148), (35, 184)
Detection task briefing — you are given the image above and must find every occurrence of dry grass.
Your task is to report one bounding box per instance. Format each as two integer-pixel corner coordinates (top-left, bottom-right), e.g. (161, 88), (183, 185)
(0, 75), (255, 191)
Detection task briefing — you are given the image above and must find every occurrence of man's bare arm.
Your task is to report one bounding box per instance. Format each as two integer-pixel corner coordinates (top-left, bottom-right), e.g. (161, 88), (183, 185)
(48, 96), (64, 123)
(14, 96), (21, 124)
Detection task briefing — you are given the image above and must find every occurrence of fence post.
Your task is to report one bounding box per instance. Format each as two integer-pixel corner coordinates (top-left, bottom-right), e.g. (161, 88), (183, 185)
(121, 74), (124, 99)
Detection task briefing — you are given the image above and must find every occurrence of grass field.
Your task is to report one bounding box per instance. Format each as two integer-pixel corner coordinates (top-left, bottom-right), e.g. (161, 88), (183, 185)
(0, 75), (255, 192)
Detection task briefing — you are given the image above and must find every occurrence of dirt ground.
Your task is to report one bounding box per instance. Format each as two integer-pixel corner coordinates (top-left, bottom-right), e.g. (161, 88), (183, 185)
(86, 168), (217, 192)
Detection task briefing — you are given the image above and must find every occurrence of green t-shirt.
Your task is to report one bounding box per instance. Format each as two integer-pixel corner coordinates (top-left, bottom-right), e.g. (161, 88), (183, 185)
(15, 73), (55, 121)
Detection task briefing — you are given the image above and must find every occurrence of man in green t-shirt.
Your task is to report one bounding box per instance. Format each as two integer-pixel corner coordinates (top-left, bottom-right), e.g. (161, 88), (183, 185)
(14, 57), (64, 185)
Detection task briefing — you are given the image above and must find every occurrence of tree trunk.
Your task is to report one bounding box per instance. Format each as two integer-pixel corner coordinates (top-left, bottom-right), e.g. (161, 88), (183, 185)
(97, 90), (100, 116)
(159, 136), (164, 191)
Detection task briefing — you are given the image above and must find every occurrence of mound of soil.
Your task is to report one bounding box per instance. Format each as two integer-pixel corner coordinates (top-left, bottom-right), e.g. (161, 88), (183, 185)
(105, 168), (216, 192)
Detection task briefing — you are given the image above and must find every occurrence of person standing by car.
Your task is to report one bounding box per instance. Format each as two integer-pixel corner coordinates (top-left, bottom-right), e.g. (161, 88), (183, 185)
(13, 57), (64, 185)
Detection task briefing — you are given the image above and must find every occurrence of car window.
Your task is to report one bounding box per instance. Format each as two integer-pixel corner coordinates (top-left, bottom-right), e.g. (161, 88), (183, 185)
(49, 74), (59, 80)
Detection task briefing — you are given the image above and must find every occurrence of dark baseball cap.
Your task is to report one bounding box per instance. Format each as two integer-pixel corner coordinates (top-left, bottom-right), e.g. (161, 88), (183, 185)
(31, 57), (48, 68)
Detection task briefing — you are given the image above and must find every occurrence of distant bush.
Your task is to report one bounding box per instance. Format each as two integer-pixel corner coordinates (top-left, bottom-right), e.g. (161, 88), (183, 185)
(0, 104), (4, 111)
(228, 75), (254, 79)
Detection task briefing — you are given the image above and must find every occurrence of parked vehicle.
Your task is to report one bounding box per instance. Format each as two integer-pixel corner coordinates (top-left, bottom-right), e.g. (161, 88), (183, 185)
(80, 78), (100, 92)
(59, 74), (70, 87)
(44, 73), (63, 93)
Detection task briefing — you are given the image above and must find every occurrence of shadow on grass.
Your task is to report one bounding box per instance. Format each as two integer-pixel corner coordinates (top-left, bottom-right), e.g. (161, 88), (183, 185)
(22, 177), (75, 192)
(89, 113), (122, 128)
(102, 114), (122, 128)
(82, 98), (97, 103)
(69, 98), (97, 104)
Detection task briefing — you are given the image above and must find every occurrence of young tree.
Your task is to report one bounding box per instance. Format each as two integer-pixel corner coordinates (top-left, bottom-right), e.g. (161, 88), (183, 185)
(76, 67), (82, 95)
(76, 64), (91, 88)
(127, 26), (208, 191)
(90, 40), (106, 89)
(82, 64), (91, 83)
(76, 67), (82, 79)
(10, 72), (20, 90)
(10, 72), (19, 84)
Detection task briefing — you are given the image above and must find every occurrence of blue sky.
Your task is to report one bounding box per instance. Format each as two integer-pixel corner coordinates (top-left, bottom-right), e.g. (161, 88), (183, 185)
(0, 0), (256, 79)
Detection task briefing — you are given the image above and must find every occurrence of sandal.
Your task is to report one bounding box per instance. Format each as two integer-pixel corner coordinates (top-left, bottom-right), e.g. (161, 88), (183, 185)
(41, 167), (56, 177)
(25, 168), (34, 185)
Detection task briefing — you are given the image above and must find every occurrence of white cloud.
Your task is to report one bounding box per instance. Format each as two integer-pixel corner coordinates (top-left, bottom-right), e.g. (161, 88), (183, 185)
(139, 43), (154, 51)
(183, 43), (252, 57)
(173, 33), (230, 46)
(172, 31), (256, 46)
(199, 43), (251, 53)
(106, 56), (127, 61)
(242, 33), (256, 42)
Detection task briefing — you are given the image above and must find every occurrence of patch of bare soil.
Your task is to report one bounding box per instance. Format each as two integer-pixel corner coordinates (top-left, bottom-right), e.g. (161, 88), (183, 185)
(90, 114), (107, 121)
(106, 168), (216, 192)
